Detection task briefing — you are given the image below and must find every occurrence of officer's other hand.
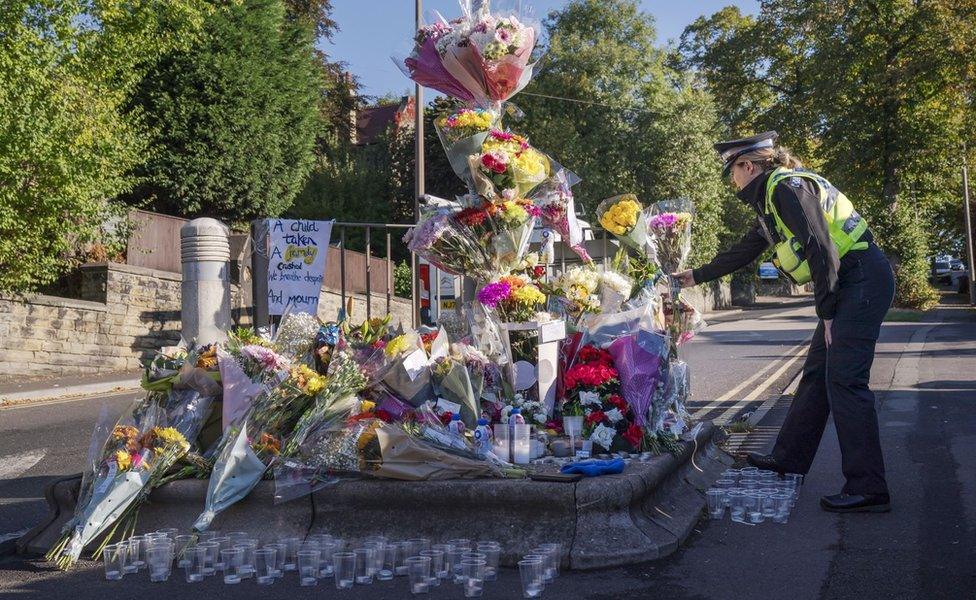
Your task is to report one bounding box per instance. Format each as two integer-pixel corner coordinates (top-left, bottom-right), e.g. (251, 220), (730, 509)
(824, 319), (833, 347)
(673, 270), (695, 288)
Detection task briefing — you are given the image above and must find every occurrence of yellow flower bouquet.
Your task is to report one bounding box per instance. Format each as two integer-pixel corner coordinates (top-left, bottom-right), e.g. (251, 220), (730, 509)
(597, 193), (648, 252)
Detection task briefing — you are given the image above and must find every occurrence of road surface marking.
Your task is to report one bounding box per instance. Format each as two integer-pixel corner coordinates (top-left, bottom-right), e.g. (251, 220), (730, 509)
(0, 450), (46, 480)
(691, 339), (810, 419)
(712, 345), (809, 425)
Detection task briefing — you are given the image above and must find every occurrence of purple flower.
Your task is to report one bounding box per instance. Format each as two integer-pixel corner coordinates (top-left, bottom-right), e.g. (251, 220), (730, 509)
(477, 281), (512, 309)
(405, 213), (451, 252)
(649, 213), (678, 229)
(242, 345), (287, 371)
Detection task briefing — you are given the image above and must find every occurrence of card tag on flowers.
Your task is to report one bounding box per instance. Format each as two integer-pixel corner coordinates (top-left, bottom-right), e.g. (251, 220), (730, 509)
(429, 327), (450, 361)
(402, 349), (428, 381)
(436, 398), (462, 416)
(95, 463), (117, 496)
(538, 320), (566, 344)
(514, 361), (537, 391)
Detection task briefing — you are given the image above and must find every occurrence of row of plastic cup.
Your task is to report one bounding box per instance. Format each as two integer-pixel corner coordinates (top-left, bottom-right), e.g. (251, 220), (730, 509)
(705, 469), (804, 525)
(104, 529), (551, 597)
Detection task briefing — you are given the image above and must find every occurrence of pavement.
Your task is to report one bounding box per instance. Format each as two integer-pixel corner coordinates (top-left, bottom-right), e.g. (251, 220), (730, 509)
(3, 293), (973, 598)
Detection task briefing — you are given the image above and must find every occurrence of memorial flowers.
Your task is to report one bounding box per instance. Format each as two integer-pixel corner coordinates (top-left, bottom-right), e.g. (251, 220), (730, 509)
(404, 209), (495, 281)
(471, 130), (550, 199)
(550, 265), (601, 321)
(435, 106), (500, 189)
(597, 194), (648, 252)
(647, 200), (694, 275)
(477, 275), (547, 323)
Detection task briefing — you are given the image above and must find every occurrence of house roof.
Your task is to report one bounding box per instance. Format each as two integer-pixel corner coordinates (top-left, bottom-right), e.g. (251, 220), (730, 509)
(355, 97), (415, 145)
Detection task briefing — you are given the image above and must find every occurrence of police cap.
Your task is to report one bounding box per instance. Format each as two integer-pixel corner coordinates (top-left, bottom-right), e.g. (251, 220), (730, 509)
(714, 131), (778, 177)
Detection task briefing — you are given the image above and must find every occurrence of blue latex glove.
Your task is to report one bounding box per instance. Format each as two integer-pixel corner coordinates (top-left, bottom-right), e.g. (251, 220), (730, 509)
(560, 458), (625, 478)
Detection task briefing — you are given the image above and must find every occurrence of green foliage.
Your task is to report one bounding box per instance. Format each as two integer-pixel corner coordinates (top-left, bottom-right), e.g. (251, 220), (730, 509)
(393, 260), (412, 298)
(0, 0), (206, 293)
(123, 0), (321, 224)
(519, 0), (729, 266)
(677, 0), (976, 308)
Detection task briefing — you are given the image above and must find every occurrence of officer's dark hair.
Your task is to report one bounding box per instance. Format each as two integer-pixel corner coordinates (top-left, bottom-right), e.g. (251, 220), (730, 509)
(737, 146), (803, 171)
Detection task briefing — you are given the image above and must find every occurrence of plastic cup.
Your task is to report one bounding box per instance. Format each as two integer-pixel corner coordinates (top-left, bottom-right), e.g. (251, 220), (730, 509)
(298, 549), (320, 586)
(156, 528), (179, 540)
(333, 551), (355, 589)
(148, 546), (174, 582)
(197, 541), (219, 576)
(234, 541), (257, 579)
(255, 548), (276, 585)
(263, 543), (285, 578)
(721, 468), (740, 481)
(394, 541), (412, 576)
(102, 543), (126, 581)
(419, 550), (444, 587)
(757, 469), (776, 482)
(318, 540), (338, 578)
(210, 536), (229, 571)
(431, 544), (453, 580)
(538, 543), (561, 578)
(354, 547), (375, 585)
(530, 547), (556, 583)
(706, 488), (725, 519)
(772, 493), (792, 523)
(407, 556), (432, 594)
(461, 559), (486, 597)
(378, 543), (397, 581)
(714, 478), (736, 489)
(127, 535), (147, 572)
(174, 534), (195, 568)
(447, 542), (472, 582)
(519, 559), (545, 598)
(363, 534), (388, 547)
(408, 537), (431, 555)
(196, 531), (217, 544)
(226, 531), (248, 545)
(184, 546), (206, 583)
(221, 548), (243, 584)
(279, 536), (300, 571)
(477, 542), (501, 581)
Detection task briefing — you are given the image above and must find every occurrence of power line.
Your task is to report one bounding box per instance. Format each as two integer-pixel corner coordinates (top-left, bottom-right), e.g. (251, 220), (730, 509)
(518, 91), (665, 116)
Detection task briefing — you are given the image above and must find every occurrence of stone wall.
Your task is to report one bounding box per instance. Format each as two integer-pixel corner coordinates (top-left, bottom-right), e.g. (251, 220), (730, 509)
(0, 263), (184, 378)
(0, 262), (413, 380)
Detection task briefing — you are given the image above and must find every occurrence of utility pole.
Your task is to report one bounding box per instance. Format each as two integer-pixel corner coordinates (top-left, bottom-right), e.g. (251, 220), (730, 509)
(411, 0), (425, 327)
(962, 144), (976, 305)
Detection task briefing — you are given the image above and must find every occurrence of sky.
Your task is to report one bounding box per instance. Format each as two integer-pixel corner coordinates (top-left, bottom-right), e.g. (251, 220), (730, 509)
(324, 0), (758, 99)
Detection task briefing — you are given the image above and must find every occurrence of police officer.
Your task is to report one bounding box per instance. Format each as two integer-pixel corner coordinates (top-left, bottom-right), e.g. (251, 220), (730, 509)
(673, 131), (896, 513)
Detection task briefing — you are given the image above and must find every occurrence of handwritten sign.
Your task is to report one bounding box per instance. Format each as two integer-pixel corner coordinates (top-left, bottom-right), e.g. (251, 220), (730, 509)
(266, 219), (333, 316)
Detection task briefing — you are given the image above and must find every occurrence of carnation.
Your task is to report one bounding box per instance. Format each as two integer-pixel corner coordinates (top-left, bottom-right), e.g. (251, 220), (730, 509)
(590, 423), (617, 451)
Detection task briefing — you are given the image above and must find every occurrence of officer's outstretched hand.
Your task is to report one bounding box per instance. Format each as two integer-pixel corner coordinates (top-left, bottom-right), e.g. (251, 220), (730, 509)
(672, 270), (695, 288)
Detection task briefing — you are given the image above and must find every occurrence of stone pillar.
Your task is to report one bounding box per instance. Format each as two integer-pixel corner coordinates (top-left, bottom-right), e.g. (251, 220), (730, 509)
(181, 218), (231, 346)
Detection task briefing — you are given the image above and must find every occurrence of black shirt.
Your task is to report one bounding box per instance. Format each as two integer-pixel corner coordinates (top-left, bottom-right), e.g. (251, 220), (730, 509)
(692, 169), (844, 320)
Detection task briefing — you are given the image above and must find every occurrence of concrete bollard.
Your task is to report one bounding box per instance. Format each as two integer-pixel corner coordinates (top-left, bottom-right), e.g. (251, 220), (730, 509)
(180, 218), (231, 346)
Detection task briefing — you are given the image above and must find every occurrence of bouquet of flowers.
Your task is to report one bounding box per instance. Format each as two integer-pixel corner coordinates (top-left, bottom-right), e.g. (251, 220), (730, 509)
(397, 17), (476, 102)
(597, 194), (648, 253)
(647, 199), (695, 276)
(436, 5), (540, 107)
(599, 269), (634, 314)
(381, 331), (436, 407)
(477, 274), (548, 324)
(404, 208), (497, 281)
(218, 339), (291, 431)
(549, 265), (601, 323)
(661, 291), (705, 356)
(47, 403), (190, 569)
(531, 167), (592, 263)
(435, 106), (500, 189)
(470, 130), (550, 199)
(192, 363), (323, 531)
(502, 391), (549, 427)
(560, 344), (640, 452)
(273, 311), (322, 363)
(454, 197), (539, 271)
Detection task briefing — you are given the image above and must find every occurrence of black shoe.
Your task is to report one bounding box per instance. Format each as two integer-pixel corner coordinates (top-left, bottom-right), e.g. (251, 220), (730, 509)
(746, 452), (787, 475)
(820, 493), (891, 513)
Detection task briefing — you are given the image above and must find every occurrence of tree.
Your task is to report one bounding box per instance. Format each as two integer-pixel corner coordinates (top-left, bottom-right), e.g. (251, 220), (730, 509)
(0, 0), (206, 293)
(518, 0), (728, 265)
(677, 0), (976, 308)
(123, 0), (321, 224)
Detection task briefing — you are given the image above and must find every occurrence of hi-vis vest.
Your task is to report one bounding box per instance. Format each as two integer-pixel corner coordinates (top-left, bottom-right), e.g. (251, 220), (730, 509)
(764, 167), (869, 285)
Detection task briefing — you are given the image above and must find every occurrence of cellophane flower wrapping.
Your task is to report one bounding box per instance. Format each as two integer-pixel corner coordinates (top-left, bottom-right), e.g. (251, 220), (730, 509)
(434, 106), (500, 190)
(647, 198), (695, 276)
(549, 265), (601, 322)
(597, 194), (648, 253)
(435, 3), (541, 107)
(663, 359), (691, 434)
(395, 16), (476, 102)
(48, 402), (190, 569)
(192, 365), (321, 531)
(470, 130), (550, 199)
(453, 196), (538, 273)
(381, 331), (435, 407)
(404, 208), (496, 281)
(477, 274), (547, 325)
(530, 166), (592, 263)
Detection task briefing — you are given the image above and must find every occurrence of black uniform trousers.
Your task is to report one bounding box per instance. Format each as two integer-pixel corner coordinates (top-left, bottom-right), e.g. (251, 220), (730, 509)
(770, 242), (895, 496)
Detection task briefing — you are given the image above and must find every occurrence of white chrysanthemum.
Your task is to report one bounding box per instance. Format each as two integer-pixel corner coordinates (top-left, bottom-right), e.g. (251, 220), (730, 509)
(534, 412), (548, 425)
(600, 270), (633, 296)
(590, 423), (616, 450)
(605, 408), (625, 424)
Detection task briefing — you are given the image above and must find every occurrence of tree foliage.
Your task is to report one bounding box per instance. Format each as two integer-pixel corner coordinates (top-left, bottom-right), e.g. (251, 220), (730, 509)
(677, 0), (976, 307)
(519, 0), (728, 265)
(123, 0), (321, 224)
(0, 0), (206, 293)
